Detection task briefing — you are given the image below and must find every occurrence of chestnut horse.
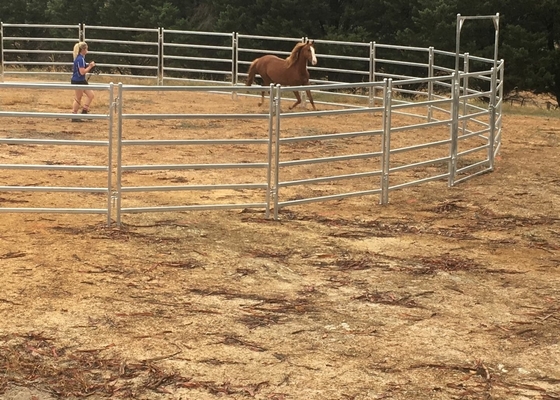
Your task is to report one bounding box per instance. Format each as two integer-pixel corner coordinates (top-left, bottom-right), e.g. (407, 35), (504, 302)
(246, 40), (317, 110)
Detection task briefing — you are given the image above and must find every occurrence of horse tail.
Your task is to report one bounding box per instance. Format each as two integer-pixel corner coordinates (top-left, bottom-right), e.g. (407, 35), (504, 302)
(246, 59), (259, 86)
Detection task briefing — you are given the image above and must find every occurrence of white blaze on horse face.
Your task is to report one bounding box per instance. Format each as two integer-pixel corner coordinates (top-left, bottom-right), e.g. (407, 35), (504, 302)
(310, 46), (317, 65)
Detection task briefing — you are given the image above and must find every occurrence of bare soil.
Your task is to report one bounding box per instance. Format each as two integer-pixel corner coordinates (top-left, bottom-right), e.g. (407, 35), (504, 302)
(1, 81), (559, 400)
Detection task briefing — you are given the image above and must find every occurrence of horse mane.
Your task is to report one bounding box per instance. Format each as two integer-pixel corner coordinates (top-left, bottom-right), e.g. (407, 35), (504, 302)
(286, 42), (307, 68)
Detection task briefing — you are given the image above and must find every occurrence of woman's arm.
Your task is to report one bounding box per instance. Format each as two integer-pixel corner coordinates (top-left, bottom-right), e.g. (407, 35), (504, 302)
(78, 61), (96, 76)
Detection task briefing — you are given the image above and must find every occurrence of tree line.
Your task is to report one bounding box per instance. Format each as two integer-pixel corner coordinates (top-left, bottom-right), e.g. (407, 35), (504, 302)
(1, 0), (559, 104)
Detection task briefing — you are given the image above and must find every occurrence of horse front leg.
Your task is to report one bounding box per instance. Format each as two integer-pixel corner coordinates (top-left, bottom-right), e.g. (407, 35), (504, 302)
(289, 91), (302, 110)
(306, 90), (317, 111)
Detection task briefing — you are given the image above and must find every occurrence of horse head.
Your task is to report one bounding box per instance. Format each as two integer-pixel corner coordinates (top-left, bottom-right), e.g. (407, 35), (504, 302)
(306, 40), (318, 66)
(287, 40), (317, 67)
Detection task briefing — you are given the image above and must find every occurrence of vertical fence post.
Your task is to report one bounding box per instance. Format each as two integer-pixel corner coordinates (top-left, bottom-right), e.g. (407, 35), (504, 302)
(461, 53), (469, 135)
(497, 59), (505, 140)
(493, 13), (500, 77)
(266, 83), (274, 219)
(380, 78), (391, 205)
(0, 23), (4, 82)
(491, 14), (501, 163)
(80, 23), (85, 42)
(232, 32), (238, 86)
(449, 73), (460, 187)
(158, 27), (164, 86)
(232, 32), (238, 99)
(116, 83), (123, 226)
(369, 41), (376, 107)
(107, 83), (115, 226)
(273, 84), (282, 220)
(455, 14), (463, 76)
(428, 46), (434, 121)
(488, 67), (497, 171)
(300, 37), (307, 108)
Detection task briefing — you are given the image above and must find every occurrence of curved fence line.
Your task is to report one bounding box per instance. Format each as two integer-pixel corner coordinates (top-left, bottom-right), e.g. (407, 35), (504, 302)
(0, 23), (503, 225)
(1, 23), (500, 86)
(0, 75), (501, 225)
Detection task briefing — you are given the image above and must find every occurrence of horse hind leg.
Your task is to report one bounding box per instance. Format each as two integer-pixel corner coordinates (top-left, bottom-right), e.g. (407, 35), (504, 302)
(258, 75), (273, 107)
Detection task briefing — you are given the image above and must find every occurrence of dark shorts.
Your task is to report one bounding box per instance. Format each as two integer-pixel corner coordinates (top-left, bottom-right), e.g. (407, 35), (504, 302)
(71, 80), (88, 85)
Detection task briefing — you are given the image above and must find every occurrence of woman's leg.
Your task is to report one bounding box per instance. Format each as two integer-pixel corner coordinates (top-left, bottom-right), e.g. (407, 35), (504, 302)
(73, 89), (84, 113)
(82, 89), (95, 113)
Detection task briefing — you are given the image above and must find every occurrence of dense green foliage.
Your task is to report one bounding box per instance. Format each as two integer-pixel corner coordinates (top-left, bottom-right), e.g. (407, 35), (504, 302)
(1, 0), (559, 102)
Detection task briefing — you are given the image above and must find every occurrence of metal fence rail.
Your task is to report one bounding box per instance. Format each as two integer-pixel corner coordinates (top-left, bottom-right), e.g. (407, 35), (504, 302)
(162, 30), (235, 85)
(0, 23), (80, 80)
(0, 82), (115, 224)
(1, 23), (501, 93)
(114, 83), (275, 225)
(83, 25), (160, 83)
(1, 23), (503, 117)
(0, 22), (503, 225)
(272, 82), (386, 219)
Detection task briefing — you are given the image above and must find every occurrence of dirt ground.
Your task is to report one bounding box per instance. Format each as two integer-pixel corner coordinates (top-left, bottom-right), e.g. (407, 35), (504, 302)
(1, 81), (559, 400)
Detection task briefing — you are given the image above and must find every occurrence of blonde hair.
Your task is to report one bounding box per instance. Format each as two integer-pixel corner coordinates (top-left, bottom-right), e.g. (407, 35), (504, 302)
(73, 42), (88, 60)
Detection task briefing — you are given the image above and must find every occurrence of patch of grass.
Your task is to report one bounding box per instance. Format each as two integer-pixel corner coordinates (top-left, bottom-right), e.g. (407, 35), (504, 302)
(501, 103), (560, 118)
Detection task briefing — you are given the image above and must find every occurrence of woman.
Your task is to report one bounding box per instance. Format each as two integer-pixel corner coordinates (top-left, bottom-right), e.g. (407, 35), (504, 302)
(71, 42), (96, 121)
